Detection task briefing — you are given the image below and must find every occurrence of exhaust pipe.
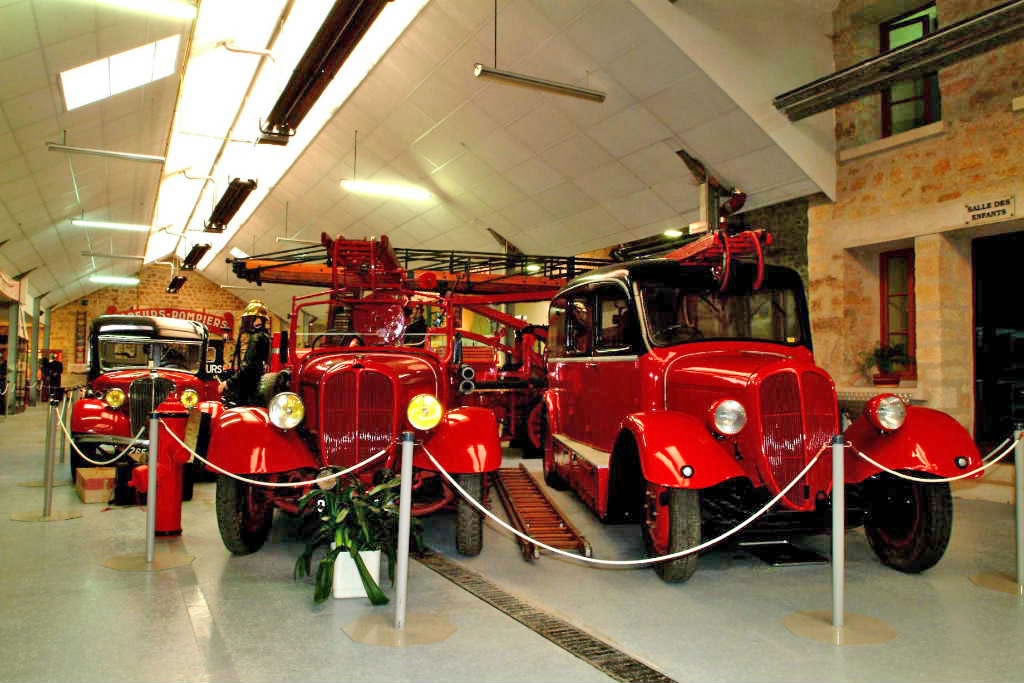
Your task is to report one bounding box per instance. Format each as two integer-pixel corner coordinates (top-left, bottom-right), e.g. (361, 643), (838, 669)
(458, 379), (475, 395)
(459, 365), (475, 381)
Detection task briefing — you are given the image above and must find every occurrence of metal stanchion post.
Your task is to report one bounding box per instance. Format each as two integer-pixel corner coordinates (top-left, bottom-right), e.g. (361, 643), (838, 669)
(10, 398), (81, 522)
(146, 411), (159, 565)
(783, 435), (897, 644)
(1015, 425), (1023, 591)
(57, 393), (68, 465)
(42, 399), (58, 518)
(394, 431), (415, 630)
(831, 434), (845, 629)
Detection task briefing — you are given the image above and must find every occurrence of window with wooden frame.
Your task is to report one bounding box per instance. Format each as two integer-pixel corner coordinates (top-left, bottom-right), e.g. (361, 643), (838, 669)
(880, 3), (941, 137)
(880, 249), (916, 378)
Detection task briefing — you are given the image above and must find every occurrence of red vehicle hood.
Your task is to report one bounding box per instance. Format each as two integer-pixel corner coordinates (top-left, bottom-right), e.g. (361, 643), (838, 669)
(93, 369), (201, 391)
(664, 345), (809, 392)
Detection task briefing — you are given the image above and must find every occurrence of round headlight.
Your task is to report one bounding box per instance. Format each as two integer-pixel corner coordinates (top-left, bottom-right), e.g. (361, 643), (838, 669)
(268, 392), (304, 430)
(407, 393), (442, 431)
(710, 399), (747, 436)
(866, 394), (906, 432)
(180, 388), (199, 410)
(104, 388), (126, 409)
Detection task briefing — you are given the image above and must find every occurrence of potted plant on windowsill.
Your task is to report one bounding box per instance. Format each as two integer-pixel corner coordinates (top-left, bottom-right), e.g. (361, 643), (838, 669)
(293, 473), (421, 605)
(860, 343), (913, 386)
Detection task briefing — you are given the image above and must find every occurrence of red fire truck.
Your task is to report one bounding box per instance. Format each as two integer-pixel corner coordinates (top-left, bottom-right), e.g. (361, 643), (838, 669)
(541, 230), (981, 581)
(203, 235), (595, 555)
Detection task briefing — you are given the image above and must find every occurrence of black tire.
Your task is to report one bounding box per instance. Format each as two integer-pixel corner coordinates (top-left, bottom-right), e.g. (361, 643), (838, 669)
(454, 473), (483, 557)
(864, 473), (952, 573)
(643, 486), (701, 583)
(516, 401), (546, 459)
(215, 474), (273, 555)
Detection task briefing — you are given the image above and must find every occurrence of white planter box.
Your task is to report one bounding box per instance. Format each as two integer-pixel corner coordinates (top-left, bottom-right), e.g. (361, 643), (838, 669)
(332, 548), (382, 600)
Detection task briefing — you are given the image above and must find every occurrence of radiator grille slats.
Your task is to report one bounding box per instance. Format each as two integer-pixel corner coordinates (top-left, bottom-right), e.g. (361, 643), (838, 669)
(129, 377), (174, 436)
(321, 368), (394, 467)
(759, 371), (836, 510)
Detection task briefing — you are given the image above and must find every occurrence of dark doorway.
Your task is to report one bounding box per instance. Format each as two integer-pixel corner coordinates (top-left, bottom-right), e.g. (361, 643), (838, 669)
(973, 231), (1024, 448)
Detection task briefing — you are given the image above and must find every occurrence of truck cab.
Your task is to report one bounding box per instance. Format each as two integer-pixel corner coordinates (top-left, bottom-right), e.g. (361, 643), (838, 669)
(544, 260), (981, 582)
(71, 315), (223, 497)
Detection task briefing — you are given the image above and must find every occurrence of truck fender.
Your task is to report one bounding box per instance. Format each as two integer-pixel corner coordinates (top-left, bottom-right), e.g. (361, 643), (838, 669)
(616, 412), (745, 489)
(543, 391), (561, 436)
(71, 398), (131, 438)
(206, 407), (318, 474)
(845, 406), (982, 483)
(415, 407), (502, 474)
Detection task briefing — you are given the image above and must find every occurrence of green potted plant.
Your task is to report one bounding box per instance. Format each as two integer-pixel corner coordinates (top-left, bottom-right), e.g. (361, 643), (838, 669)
(859, 343), (913, 386)
(293, 473), (421, 605)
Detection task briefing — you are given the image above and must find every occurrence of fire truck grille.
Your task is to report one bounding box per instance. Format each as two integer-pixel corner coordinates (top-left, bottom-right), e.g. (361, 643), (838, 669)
(129, 377), (174, 436)
(759, 371), (835, 510)
(321, 368), (394, 467)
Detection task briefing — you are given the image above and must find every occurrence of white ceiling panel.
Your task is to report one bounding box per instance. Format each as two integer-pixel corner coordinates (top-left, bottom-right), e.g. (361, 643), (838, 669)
(574, 161), (645, 202)
(0, 2), (39, 60)
(587, 103), (672, 158)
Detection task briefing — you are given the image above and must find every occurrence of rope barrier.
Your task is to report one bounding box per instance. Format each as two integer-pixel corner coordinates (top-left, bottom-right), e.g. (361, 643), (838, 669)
(55, 401), (146, 466)
(850, 435), (1021, 485)
(158, 419), (387, 488)
(421, 443), (827, 567)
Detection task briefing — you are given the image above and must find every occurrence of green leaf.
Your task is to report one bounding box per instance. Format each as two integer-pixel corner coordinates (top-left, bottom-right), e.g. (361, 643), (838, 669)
(350, 549), (389, 606)
(334, 507), (349, 524)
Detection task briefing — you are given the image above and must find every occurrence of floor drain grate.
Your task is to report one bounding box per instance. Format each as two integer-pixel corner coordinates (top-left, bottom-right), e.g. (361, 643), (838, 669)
(416, 551), (677, 683)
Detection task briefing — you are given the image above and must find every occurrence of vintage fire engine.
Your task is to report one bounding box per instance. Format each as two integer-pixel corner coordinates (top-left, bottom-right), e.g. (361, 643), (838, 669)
(541, 229), (982, 582)
(204, 235), (593, 555)
(71, 315), (225, 500)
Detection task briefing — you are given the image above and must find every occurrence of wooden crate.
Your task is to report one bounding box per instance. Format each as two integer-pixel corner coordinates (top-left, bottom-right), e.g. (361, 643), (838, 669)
(75, 467), (116, 504)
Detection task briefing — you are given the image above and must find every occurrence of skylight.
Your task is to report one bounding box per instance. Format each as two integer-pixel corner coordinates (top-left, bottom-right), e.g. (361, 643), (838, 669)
(60, 35), (181, 111)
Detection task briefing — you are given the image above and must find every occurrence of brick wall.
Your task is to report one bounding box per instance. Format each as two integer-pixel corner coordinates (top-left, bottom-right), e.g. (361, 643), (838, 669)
(809, 0), (1024, 430)
(49, 264), (285, 385)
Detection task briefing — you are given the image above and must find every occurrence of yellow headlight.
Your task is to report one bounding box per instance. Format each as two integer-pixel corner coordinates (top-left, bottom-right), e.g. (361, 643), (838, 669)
(104, 388), (126, 409)
(407, 393), (442, 431)
(180, 389), (199, 409)
(268, 392), (304, 430)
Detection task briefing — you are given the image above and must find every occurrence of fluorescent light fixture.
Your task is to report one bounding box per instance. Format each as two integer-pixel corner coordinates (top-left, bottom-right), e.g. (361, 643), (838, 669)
(90, 275), (141, 286)
(229, 247), (250, 259)
(72, 219), (151, 232)
(182, 243), (211, 270)
(61, 35), (181, 110)
(96, 0), (197, 20)
(205, 178), (257, 232)
(526, 263), (541, 273)
(166, 275), (188, 293)
(80, 251), (146, 261)
(473, 64), (606, 103)
(663, 229), (684, 238)
(148, 0), (429, 269)
(340, 179), (432, 201)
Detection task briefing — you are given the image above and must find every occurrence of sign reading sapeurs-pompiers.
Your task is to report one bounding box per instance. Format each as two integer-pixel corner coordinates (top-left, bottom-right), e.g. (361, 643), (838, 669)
(105, 306), (235, 338)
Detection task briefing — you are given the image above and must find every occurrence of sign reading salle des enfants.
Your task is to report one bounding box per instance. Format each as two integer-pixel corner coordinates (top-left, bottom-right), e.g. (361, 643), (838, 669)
(963, 195), (1015, 225)
(106, 306), (235, 338)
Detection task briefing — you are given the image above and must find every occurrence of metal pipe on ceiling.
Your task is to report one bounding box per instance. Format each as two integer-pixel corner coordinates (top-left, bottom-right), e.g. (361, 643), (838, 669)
(45, 143), (166, 164)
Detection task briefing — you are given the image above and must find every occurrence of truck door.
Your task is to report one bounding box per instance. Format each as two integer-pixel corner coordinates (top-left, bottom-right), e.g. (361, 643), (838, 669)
(547, 290), (594, 444)
(588, 283), (642, 451)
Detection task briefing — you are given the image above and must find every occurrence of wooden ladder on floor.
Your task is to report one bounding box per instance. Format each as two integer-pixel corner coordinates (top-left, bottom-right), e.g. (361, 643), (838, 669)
(492, 464), (592, 561)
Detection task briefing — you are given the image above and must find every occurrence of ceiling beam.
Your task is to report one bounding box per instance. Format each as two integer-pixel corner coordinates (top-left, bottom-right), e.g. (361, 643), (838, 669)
(774, 0), (1024, 121)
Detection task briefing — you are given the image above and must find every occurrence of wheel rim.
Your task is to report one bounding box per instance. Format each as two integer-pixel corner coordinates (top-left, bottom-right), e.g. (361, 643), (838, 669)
(644, 482), (671, 554)
(871, 478), (924, 550)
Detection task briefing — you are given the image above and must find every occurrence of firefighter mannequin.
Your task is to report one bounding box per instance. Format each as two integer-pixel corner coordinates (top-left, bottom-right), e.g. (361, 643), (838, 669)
(221, 300), (271, 405)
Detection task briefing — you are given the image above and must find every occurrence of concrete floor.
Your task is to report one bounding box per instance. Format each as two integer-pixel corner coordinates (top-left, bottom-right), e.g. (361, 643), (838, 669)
(2, 405), (1023, 683)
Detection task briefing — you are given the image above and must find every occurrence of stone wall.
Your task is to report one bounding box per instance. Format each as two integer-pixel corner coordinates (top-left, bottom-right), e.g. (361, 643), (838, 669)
(810, 0), (1024, 430)
(737, 196), (812, 285)
(49, 265), (285, 385)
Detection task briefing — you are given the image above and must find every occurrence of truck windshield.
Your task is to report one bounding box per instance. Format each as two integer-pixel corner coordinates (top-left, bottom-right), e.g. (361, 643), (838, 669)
(98, 339), (203, 373)
(639, 283), (805, 347)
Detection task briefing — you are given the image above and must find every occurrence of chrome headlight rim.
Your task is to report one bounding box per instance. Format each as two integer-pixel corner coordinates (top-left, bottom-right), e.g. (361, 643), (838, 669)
(407, 393), (443, 431)
(710, 399), (747, 436)
(104, 387), (126, 409)
(268, 392), (305, 430)
(867, 393), (907, 432)
(180, 388), (200, 410)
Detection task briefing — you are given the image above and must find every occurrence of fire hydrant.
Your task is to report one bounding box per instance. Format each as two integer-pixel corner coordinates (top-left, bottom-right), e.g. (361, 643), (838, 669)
(129, 398), (192, 536)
